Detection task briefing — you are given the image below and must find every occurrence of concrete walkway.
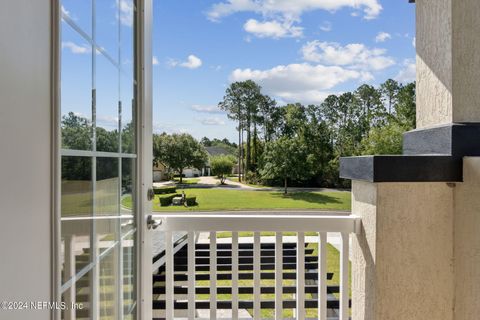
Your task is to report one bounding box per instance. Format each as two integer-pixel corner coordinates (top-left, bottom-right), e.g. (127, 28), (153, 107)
(154, 177), (347, 193)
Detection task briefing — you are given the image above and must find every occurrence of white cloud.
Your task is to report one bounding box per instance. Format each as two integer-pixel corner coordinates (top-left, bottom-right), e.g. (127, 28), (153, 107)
(412, 36), (416, 48)
(375, 32), (391, 43)
(153, 122), (190, 135)
(395, 59), (416, 83)
(192, 105), (223, 114)
(244, 19), (303, 38)
(230, 63), (365, 105)
(152, 56), (159, 65)
(201, 117), (226, 126)
(207, 0), (382, 22)
(62, 41), (91, 54)
(319, 21), (332, 32)
(117, 0), (134, 27)
(301, 41), (395, 71)
(169, 55), (203, 69)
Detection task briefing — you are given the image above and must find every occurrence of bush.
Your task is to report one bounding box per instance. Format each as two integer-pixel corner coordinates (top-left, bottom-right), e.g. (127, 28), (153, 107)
(185, 196), (197, 206)
(154, 186), (177, 195)
(159, 193), (182, 206)
(211, 155), (236, 184)
(245, 171), (262, 185)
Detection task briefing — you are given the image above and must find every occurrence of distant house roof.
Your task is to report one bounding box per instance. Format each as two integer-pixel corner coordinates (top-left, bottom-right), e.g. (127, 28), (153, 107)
(205, 146), (231, 156)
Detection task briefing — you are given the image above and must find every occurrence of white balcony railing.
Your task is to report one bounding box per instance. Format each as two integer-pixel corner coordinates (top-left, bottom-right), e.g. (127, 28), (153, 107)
(153, 212), (361, 320)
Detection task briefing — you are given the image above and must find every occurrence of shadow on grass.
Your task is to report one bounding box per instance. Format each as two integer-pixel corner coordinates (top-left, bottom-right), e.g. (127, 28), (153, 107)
(271, 192), (342, 205)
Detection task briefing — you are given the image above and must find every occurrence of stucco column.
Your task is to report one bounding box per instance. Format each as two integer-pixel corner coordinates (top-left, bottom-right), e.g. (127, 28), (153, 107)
(417, 0), (480, 127)
(351, 181), (455, 320)
(341, 1), (480, 319)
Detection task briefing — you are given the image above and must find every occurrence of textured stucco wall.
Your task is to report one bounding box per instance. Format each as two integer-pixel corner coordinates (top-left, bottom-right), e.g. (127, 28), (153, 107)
(454, 157), (480, 319)
(416, 0), (480, 126)
(352, 181), (455, 320)
(416, 0), (452, 128)
(376, 183), (454, 320)
(452, 0), (480, 123)
(351, 181), (377, 320)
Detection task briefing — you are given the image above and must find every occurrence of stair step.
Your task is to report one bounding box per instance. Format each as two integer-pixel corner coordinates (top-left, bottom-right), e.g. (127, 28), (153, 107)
(152, 298), (351, 310)
(153, 272), (333, 282)
(153, 285), (340, 295)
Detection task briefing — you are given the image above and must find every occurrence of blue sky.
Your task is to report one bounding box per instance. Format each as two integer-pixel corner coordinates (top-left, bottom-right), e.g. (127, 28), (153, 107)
(153, 0), (416, 142)
(60, 0), (416, 143)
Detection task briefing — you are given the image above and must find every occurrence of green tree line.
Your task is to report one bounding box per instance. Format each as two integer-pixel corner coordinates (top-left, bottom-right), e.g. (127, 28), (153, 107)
(218, 79), (416, 189)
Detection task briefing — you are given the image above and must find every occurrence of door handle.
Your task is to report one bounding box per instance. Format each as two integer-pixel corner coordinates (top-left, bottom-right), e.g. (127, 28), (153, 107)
(147, 188), (155, 201)
(147, 215), (161, 230)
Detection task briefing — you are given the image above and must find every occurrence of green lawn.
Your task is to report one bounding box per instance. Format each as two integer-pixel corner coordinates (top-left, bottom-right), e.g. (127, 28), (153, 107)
(227, 177), (269, 188)
(139, 188), (351, 212)
(173, 178), (200, 185)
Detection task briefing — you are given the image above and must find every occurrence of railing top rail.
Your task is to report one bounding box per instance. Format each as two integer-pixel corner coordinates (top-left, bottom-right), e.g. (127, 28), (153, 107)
(152, 212), (361, 234)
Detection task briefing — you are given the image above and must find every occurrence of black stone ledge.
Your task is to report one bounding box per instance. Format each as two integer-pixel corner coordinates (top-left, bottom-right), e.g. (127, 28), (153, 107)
(403, 123), (480, 157)
(340, 155), (463, 183)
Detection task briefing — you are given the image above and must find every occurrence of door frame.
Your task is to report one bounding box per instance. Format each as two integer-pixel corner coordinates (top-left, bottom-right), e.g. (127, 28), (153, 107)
(135, 0), (153, 319)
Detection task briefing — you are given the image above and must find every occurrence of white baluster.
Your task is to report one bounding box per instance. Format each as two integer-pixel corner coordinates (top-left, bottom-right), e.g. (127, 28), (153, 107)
(210, 232), (217, 320)
(339, 233), (349, 320)
(296, 232), (305, 320)
(318, 232), (327, 320)
(253, 232), (261, 319)
(165, 231), (174, 319)
(232, 232), (239, 320)
(275, 232), (283, 320)
(187, 231), (195, 319)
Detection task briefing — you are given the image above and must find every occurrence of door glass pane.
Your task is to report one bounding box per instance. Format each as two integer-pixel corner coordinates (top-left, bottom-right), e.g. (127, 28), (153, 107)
(99, 246), (120, 319)
(61, 0), (92, 37)
(123, 231), (137, 319)
(96, 0), (119, 59)
(120, 0), (135, 80)
(61, 24), (93, 151)
(96, 54), (120, 153)
(61, 156), (92, 285)
(96, 158), (119, 216)
(121, 75), (136, 154)
(121, 158), (135, 220)
(61, 270), (93, 320)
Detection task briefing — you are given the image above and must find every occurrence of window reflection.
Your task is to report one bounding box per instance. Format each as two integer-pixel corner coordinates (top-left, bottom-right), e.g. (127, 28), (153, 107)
(61, 156), (92, 286)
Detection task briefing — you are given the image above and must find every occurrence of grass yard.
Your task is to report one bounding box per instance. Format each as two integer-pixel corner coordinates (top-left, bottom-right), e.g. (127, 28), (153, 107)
(143, 188), (351, 212)
(173, 178), (200, 185)
(227, 177), (269, 188)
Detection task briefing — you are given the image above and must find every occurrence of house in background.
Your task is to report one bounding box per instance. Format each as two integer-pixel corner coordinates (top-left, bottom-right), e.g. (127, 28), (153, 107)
(153, 162), (168, 182)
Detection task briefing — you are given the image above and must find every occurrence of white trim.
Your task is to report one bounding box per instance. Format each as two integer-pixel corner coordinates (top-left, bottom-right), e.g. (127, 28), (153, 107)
(154, 213), (361, 234)
(51, 1), (61, 319)
(61, 149), (137, 158)
(136, 0), (154, 319)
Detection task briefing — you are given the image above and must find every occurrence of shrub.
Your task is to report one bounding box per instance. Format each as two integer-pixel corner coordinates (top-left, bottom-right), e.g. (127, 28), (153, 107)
(185, 196), (197, 206)
(154, 186), (177, 195)
(245, 171), (262, 185)
(159, 193), (182, 206)
(211, 155), (236, 184)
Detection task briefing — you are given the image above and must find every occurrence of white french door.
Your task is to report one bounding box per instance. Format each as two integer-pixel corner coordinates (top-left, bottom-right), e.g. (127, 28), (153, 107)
(57, 0), (153, 319)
